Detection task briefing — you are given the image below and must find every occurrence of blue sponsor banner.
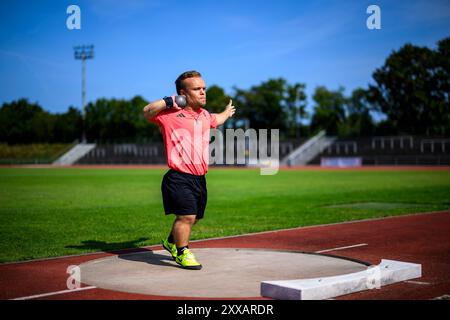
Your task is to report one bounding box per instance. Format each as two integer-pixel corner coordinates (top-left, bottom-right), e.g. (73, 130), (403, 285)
(321, 157), (362, 167)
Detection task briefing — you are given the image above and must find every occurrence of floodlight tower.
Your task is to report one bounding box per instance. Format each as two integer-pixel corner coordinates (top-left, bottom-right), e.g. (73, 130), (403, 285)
(74, 45), (94, 143)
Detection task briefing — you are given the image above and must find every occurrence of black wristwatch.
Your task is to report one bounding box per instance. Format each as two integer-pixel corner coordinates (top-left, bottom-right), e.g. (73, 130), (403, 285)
(163, 96), (173, 109)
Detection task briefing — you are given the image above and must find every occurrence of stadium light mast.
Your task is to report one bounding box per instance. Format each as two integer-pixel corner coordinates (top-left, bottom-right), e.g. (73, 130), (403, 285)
(74, 45), (94, 143)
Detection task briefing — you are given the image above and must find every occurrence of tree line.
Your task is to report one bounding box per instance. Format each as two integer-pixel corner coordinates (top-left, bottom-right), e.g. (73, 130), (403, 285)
(1, 37), (448, 144)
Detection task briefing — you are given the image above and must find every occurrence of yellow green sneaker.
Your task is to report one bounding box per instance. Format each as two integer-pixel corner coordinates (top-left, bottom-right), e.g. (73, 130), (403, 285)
(162, 238), (177, 260)
(175, 249), (202, 270)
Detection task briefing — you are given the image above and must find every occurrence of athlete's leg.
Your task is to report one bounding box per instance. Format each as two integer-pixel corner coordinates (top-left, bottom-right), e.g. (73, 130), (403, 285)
(171, 214), (196, 248)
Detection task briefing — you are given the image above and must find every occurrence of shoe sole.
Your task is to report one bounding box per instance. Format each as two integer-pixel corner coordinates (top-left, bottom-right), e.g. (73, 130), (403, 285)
(176, 262), (202, 270)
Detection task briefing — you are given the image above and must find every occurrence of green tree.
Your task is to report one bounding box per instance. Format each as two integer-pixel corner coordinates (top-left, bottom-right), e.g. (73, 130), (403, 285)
(206, 85), (229, 114)
(53, 107), (83, 142)
(310, 86), (346, 136)
(368, 37), (450, 135)
(0, 99), (51, 143)
(233, 78), (307, 138)
(109, 98), (139, 141)
(285, 83), (308, 138)
(133, 95), (160, 142)
(234, 78), (287, 131)
(85, 98), (138, 142)
(31, 111), (56, 143)
(435, 37), (450, 134)
(205, 85), (232, 129)
(84, 98), (111, 142)
(85, 96), (160, 143)
(339, 88), (375, 137)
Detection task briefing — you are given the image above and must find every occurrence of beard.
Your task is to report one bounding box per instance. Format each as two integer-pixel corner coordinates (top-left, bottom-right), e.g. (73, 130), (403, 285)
(191, 98), (206, 108)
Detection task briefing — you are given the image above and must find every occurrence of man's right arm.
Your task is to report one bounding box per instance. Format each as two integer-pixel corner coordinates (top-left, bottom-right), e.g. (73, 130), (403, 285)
(143, 95), (186, 122)
(143, 99), (167, 122)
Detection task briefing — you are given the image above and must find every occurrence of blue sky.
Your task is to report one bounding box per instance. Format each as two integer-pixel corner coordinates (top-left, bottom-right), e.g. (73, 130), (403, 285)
(0, 0), (449, 114)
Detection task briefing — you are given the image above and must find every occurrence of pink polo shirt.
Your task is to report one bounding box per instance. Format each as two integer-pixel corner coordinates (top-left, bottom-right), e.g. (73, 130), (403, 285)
(149, 107), (218, 176)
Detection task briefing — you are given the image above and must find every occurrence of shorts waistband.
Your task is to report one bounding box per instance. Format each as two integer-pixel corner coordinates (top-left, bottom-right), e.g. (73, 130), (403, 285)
(168, 169), (205, 179)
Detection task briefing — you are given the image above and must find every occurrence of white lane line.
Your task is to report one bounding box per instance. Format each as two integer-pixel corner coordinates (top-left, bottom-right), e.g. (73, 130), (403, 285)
(315, 243), (368, 254)
(10, 286), (97, 300)
(404, 280), (431, 285)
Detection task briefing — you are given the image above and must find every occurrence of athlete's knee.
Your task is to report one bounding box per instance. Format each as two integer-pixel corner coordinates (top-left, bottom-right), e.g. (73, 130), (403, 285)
(176, 214), (196, 225)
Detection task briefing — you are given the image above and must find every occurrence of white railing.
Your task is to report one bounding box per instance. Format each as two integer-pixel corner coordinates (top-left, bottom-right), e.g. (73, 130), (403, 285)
(282, 131), (336, 166)
(326, 141), (357, 154)
(372, 136), (413, 149)
(53, 143), (96, 165)
(420, 139), (450, 153)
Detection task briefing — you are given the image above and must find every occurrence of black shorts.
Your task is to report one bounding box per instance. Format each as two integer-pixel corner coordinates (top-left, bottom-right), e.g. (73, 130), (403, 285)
(161, 169), (207, 219)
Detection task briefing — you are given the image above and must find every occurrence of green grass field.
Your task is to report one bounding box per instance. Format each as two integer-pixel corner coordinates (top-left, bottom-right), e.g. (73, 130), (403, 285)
(0, 167), (449, 263)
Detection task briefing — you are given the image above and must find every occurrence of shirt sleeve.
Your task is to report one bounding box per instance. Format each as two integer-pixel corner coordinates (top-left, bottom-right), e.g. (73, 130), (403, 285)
(148, 109), (167, 126)
(209, 112), (218, 129)
(148, 115), (159, 125)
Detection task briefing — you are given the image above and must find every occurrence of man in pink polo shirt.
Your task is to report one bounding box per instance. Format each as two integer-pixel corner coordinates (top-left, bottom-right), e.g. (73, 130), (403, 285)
(143, 71), (235, 270)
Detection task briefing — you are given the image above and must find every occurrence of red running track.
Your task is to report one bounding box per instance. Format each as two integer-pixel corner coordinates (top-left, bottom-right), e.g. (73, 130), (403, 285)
(1, 211), (449, 300)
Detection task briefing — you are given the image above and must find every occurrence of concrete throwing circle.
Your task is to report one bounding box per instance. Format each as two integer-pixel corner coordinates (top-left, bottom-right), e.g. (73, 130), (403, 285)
(79, 248), (369, 298)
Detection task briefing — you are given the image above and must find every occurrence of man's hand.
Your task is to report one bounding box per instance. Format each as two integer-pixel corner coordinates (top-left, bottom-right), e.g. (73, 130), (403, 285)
(214, 99), (236, 126)
(165, 95), (186, 109)
(224, 99), (236, 118)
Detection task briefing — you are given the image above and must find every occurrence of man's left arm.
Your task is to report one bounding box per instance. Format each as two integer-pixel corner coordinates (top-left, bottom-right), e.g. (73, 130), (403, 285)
(213, 99), (236, 126)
